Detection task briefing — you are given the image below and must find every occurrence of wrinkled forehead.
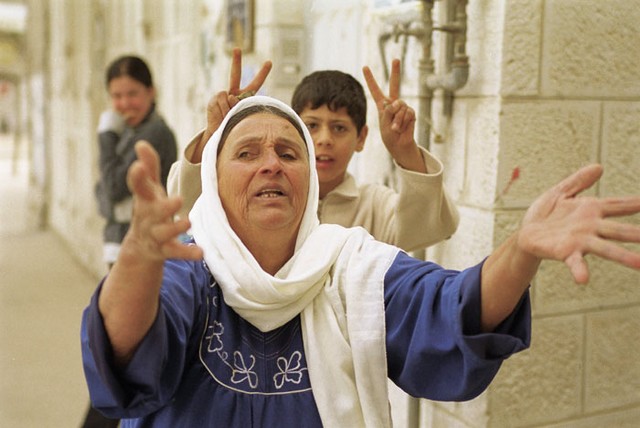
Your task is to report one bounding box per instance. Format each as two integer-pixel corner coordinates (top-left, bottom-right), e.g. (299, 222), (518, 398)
(217, 106), (311, 157)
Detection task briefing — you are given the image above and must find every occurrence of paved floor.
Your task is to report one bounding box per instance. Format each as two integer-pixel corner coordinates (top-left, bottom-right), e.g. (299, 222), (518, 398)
(0, 135), (98, 427)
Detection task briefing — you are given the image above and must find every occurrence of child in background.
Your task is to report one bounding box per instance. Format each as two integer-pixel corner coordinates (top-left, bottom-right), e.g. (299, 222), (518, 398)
(168, 49), (458, 252)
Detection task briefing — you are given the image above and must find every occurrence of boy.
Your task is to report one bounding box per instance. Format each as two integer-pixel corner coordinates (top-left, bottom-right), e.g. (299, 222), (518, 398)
(168, 50), (458, 252)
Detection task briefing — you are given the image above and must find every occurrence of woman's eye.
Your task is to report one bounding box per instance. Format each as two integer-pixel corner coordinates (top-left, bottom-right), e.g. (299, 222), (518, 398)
(279, 151), (296, 160)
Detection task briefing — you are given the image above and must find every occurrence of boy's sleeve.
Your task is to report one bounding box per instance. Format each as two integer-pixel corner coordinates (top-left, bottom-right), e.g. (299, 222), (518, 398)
(393, 147), (460, 251)
(167, 131), (205, 219)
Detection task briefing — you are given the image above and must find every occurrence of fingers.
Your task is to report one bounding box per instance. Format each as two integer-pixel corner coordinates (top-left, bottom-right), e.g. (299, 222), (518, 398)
(363, 59), (402, 111)
(228, 47), (272, 96)
(134, 140), (161, 183)
(127, 160), (152, 201)
(133, 214), (203, 262)
(565, 225), (640, 284)
(586, 234), (640, 270)
(556, 164), (603, 198)
(598, 219), (640, 243)
(155, 217), (203, 260)
(600, 196), (640, 217)
(214, 92), (234, 117)
(385, 101), (415, 133)
(205, 91), (236, 136)
(127, 142), (162, 201)
(229, 48), (242, 92)
(565, 251), (590, 284)
(362, 65), (385, 107)
(150, 217), (191, 242)
(388, 59), (401, 101)
(241, 60), (273, 94)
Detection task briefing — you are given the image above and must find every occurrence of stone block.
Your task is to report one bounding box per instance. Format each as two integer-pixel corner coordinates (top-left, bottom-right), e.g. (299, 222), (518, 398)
(601, 102), (640, 196)
(488, 316), (584, 426)
(535, 253), (640, 315)
(497, 101), (600, 208)
(544, 406), (640, 427)
(542, 0), (640, 97)
(585, 307), (640, 412)
(502, 0), (543, 96)
(461, 0), (504, 96)
(458, 98), (501, 208)
(429, 95), (469, 201)
(435, 205), (494, 271)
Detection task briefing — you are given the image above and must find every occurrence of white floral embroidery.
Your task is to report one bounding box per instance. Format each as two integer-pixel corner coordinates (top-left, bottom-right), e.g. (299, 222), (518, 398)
(273, 351), (306, 389)
(231, 351), (258, 388)
(204, 321), (224, 353)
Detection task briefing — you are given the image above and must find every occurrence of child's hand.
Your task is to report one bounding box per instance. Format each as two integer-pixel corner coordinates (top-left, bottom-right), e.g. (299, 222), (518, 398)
(363, 60), (426, 173)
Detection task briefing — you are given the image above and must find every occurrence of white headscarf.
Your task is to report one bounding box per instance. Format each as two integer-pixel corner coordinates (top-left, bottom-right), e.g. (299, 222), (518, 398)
(189, 96), (399, 427)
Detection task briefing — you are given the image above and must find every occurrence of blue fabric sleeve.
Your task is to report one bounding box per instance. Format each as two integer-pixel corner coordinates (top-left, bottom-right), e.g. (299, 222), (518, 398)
(384, 252), (531, 401)
(81, 259), (208, 419)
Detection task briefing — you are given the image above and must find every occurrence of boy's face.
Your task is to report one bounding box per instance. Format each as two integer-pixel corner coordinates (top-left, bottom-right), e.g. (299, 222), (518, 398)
(299, 104), (367, 199)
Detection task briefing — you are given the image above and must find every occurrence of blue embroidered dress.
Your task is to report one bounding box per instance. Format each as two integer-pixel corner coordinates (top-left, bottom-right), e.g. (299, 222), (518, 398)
(81, 252), (531, 427)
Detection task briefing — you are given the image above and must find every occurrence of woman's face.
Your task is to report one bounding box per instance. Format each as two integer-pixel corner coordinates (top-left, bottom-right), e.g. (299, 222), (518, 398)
(217, 112), (310, 238)
(107, 75), (155, 127)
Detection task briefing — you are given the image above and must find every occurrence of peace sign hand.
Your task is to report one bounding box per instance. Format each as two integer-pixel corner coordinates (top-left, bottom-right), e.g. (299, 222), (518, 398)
(192, 48), (272, 163)
(363, 59), (425, 173)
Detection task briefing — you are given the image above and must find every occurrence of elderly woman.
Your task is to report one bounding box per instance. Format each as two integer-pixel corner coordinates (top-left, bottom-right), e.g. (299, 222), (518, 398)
(81, 96), (640, 427)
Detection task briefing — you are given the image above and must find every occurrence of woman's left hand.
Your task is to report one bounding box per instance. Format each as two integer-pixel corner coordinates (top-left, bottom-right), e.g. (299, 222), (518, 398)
(518, 164), (640, 283)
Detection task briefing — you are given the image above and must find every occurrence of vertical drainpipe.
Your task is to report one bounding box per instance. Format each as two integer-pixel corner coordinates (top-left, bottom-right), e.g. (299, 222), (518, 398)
(417, 0), (435, 154)
(410, 2), (468, 422)
(409, 8), (433, 426)
(425, 0), (469, 114)
(375, 2), (468, 425)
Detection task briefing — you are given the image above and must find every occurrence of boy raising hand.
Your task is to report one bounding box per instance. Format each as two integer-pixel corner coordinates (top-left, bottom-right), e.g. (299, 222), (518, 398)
(169, 50), (458, 252)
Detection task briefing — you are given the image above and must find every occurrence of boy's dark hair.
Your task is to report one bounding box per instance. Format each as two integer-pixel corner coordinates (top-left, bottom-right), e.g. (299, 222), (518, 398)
(105, 55), (153, 89)
(291, 70), (367, 134)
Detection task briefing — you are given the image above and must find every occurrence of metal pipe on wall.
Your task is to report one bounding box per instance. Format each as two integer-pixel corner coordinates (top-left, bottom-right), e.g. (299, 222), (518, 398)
(426, 0), (469, 117)
(378, 0), (469, 151)
(377, 1), (469, 426)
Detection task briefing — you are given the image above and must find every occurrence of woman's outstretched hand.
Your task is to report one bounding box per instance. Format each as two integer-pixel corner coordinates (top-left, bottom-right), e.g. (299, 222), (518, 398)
(517, 164), (640, 284)
(124, 140), (203, 263)
(481, 164), (640, 332)
(100, 141), (203, 365)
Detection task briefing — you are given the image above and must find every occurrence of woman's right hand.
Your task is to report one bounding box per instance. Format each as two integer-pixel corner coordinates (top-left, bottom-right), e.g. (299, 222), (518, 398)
(124, 141), (203, 263)
(99, 141), (203, 365)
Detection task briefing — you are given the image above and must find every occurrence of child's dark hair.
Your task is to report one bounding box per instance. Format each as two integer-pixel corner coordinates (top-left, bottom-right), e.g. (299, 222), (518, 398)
(105, 55), (153, 89)
(291, 70), (367, 134)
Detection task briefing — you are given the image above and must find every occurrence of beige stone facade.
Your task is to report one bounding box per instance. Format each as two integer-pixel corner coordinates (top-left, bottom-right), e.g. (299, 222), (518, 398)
(15, 0), (640, 426)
